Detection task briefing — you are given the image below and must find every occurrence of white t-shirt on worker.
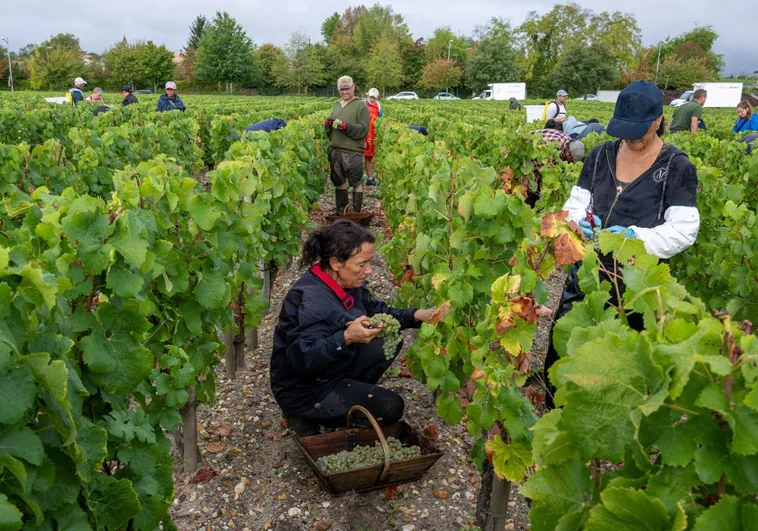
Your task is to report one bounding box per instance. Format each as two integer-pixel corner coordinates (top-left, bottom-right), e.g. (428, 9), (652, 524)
(546, 101), (566, 121)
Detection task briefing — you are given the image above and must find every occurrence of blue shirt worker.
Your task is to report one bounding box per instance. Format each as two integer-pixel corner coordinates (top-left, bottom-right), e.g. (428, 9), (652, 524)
(156, 81), (186, 112)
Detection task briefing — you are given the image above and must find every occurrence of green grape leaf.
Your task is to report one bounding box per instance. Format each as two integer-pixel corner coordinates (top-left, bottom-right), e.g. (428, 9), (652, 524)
(110, 213), (150, 268)
(75, 421), (108, 482)
(692, 495), (758, 531)
(586, 487), (672, 530)
(0, 493), (23, 531)
(87, 474), (140, 531)
(0, 364), (37, 425)
(0, 425), (44, 466)
(106, 262), (144, 298)
(521, 460), (592, 531)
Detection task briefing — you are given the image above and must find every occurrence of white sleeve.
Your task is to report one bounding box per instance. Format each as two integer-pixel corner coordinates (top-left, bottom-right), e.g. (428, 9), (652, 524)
(562, 186), (591, 224)
(630, 206), (700, 259)
(545, 103), (558, 120)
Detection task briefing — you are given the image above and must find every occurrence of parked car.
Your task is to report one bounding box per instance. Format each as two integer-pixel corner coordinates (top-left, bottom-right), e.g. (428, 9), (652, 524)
(433, 92), (460, 100)
(670, 90), (694, 107)
(386, 91), (419, 100)
(575, 94), (599, 101)
(134, 89), (154, 94)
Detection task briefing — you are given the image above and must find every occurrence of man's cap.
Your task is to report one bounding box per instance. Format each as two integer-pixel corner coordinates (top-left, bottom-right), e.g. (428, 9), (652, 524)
(121, 85), (132, 92)
(367, 88), (379, 98)
(556, 89), (568, 97)
(74, 77), (87, 85)
(607, 80), (663, 140)
(569, 140), (585, 162)
(165, 81), (177, 90)
(337, 76), (354, 89)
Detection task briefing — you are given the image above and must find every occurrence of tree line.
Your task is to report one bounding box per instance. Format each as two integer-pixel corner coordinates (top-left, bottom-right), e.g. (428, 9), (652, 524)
(0, 2), (726, 97)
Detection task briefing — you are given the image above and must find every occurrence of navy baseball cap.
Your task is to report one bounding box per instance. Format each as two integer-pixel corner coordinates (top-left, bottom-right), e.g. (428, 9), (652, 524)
(607, 81), (663, 140)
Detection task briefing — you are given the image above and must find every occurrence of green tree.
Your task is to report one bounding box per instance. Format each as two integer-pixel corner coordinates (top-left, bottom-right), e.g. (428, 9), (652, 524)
(399, 38), (424, 88)
(466, 18), (521, 92)
(365, 32), (404, 95)
(552, 43), (617, 95)
(321, 12), (341, 44)
(104, 38), (142, 87)
(273, 31), (326, 94)
(137, 41), (175, 92)
(424, 27), (468, 65)
(196, 11), (257, 92)
(186, 16), (208, 50)
(588, 10), (643, 75)
(657, 55), (715, 89)
(418, 58), (462, 92)
(655, 25), (724, 79)
(353, 4), (410, 54)
(27, 34), (84, 90)
(254, 44), (286, 90)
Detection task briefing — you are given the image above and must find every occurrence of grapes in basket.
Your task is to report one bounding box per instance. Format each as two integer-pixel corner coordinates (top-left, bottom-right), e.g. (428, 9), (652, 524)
(317, 437), (421, 473)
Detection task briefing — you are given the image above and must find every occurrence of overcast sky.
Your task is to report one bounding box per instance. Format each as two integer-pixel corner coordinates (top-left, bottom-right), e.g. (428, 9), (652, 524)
(3, 0), (756, 76)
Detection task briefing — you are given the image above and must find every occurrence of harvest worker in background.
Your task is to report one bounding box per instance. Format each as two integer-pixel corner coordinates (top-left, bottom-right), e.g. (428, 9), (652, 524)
(508, 96), (522, 111)
(544, 80), (700, 408)
(68, 77), (87, 105)
(156, 81), (186, 112)
(121, 85), (139, 106)
(270, 219), (437, 436)
(245, 118), (287, 133)
(324, 75), (370, 213)
(85, 87), (104, 104)
(363, 88), (383, 186)
(733, 101), (758, 134)
(545, 89), (569, 125)
(562, 116), (606, 140)
(526, 128), (585, 207)
(668, 89), (707, 134)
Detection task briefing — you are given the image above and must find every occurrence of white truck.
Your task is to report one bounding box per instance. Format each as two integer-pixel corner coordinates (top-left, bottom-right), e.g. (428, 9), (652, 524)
(473, 83), (526, 101)
(670, 82), (743, 107)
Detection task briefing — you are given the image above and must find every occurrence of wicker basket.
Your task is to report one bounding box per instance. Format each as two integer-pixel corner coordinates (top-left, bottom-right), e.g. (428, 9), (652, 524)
(325, 211), (375, 226)
(295, 406), (443, 494)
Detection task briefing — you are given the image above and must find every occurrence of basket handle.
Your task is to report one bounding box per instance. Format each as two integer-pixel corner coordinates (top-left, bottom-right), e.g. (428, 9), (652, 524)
(346, 405), (390, 482)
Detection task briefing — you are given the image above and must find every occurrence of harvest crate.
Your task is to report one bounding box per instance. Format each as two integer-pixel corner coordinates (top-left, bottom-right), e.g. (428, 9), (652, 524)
(325, 211), (374, 226)
(295, 406), (443, 494)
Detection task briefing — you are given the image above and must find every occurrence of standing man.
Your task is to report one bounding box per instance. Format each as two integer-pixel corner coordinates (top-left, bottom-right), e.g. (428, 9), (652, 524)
(69, 77), (87, 106)
(545, 89), (569, 125)
(325, 75), (370, 213)
(121, 85), (139, 106)
(156, 81), (186, 112)
(668, 89), (707, 134)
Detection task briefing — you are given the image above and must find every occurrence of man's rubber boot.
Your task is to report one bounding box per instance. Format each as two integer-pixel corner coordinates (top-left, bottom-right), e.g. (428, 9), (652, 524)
(335, 189), (349, 214)
(352, 192), (363, 212)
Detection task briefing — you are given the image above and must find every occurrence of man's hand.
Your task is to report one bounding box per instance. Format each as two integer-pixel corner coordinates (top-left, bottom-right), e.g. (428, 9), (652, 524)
(338, 120), (348, 132)
(324, 117), (334, 128)
(344, 316), (382, 345)
(413, 308), (437, 323)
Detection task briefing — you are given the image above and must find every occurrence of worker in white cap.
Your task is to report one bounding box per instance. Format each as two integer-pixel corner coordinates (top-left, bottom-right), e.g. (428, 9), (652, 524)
(69, 77), (87, 105)
(545, 89), (569, 125)
(324, 75), (370, 213)
(156, 81), (186, 112)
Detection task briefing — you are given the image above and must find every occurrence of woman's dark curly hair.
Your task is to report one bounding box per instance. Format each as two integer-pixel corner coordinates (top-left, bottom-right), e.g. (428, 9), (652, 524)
(300, 219), (376, 269)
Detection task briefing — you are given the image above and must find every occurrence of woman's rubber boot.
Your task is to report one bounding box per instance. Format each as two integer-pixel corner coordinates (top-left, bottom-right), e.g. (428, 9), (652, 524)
(283, 415), (320, 437)
(352, 192), (363, 212)
(366, 177), (376, 186)
(335, 189), (349, 214)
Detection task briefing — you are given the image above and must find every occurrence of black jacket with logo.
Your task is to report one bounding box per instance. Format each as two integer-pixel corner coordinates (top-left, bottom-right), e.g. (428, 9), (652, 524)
(270, 269), (419, 415)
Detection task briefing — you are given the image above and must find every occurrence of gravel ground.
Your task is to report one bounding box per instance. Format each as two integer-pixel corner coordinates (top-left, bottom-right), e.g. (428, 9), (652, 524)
(169, 186), (566, 531)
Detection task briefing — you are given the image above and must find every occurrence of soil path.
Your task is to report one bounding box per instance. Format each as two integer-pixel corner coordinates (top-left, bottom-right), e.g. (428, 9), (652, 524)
(170, 188), (563, 531)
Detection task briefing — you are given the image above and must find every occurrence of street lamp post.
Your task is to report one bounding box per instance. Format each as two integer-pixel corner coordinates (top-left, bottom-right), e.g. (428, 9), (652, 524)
(447, 39), (453, 94)
(655, 43), (662, 84)
(1, 38), (12, 92)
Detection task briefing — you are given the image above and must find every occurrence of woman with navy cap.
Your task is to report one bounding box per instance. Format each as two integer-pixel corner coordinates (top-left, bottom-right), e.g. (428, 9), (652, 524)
(543, 80), (700, 408)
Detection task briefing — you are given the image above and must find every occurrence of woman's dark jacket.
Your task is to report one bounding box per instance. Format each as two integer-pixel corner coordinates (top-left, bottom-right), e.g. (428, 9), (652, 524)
(270, 269), (418, 415)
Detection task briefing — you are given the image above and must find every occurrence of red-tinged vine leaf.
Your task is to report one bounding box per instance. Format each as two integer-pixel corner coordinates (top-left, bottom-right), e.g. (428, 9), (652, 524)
(316, 523), (333, 531)
(423, 424), (439, 441)
(206, 441), (225, 453)
(471, 367), (487, 381)
(535, 304), (553, 318)
(230, 301), (239, 310)
(463, 380), (477, 399)
(279, 420), (288, 430)
(511, 296), (538, 324)
(554, 232), (586, 266)
(191, 468), (216, 484)
(491, 421), (504, 438)
(438, 347), (448, 356)
(428, 300), (451, 325)
(485, 445), (495, 464)
(517, 353), (532, 374)
(540, 210), (569, 237)
(399, 368), (412, 378)
(385, 485), (399, 501)
(524, 386), (546, 408)
(260, 421), (272, 429)
(432, 488), (450, 500)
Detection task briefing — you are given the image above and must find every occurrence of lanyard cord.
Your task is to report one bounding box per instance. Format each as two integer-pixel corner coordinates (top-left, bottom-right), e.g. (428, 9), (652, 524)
(310, 265), (355, 310)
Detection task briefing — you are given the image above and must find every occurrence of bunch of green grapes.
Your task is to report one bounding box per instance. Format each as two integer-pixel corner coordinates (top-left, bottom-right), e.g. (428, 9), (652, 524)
(316, 437), (422, 473)
(368, 313), (402, 360)
(333, 118), (343, 128)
